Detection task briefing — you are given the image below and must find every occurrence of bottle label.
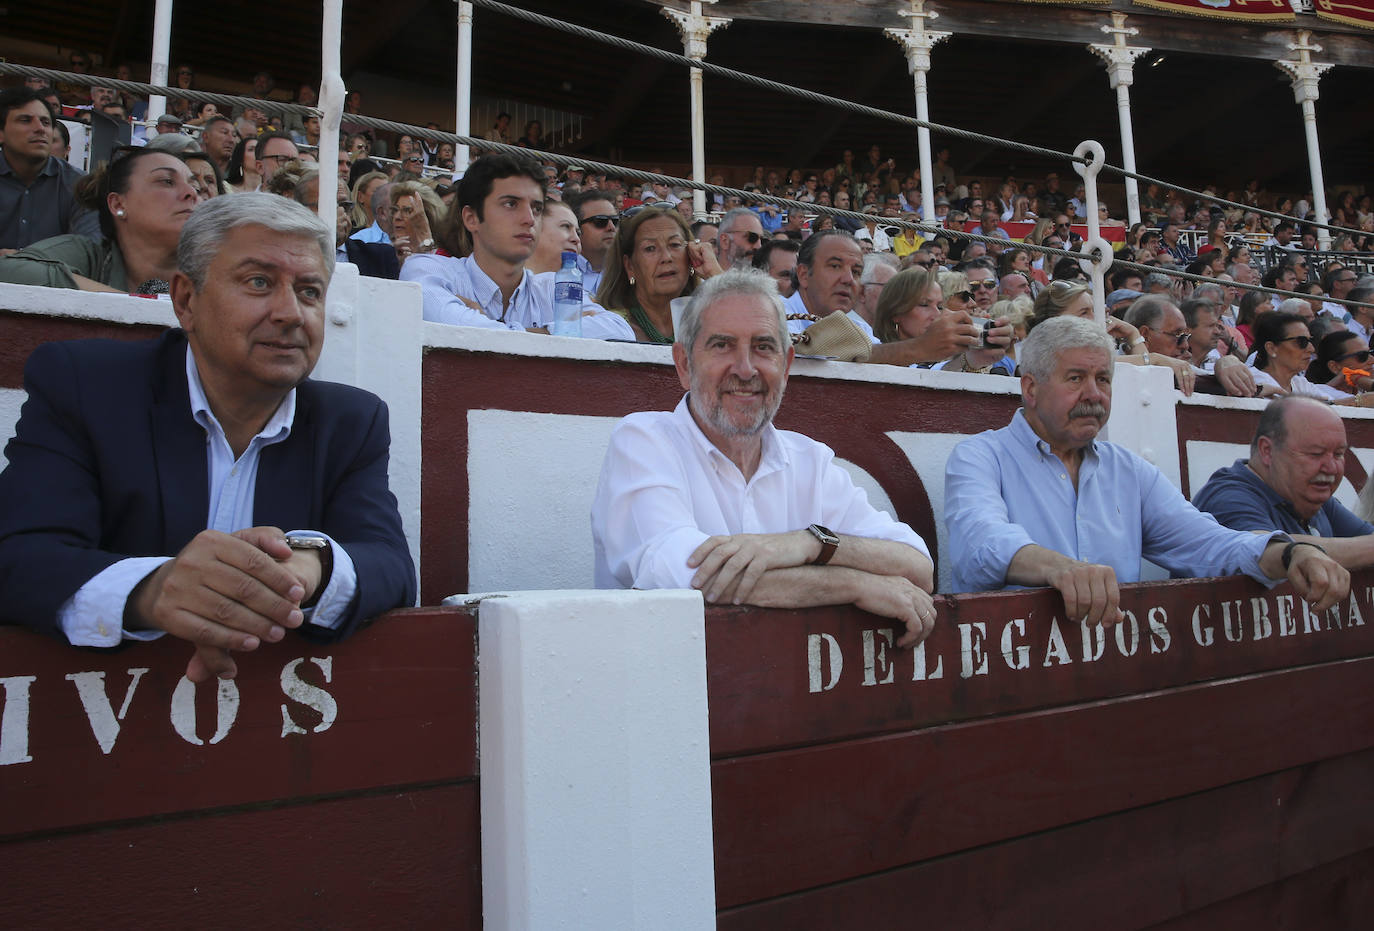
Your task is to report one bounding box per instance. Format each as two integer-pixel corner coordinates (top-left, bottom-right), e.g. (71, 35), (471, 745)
(554, 281), (582, 303)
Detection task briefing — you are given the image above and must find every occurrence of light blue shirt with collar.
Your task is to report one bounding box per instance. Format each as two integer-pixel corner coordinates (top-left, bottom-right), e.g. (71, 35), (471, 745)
(944, 408), (1281, 593)
(350, 220), (391, 245)
(400, 253), (632, 339)
(55, 348), (358, 647)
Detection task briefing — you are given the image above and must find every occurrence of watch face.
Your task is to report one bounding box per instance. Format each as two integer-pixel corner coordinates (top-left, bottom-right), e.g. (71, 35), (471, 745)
(810, 524), (839, 545)
(287, 535), (329, 550)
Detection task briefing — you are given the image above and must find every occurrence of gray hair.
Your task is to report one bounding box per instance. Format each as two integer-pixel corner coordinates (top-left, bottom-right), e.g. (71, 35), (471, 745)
(1193, 282), (1227, 306)
(1019, 314), (1115, 382)
(1125, 294), (1175, 331)
(861, 252), (900, 284)
(1144, 272), (1172, 293)
(178, 192), (333, 290)
(677, 267), (787, 353)
(1276, 298), (1311, 316)
(718, 207), (758, 235)
(144, 132), (202, 155)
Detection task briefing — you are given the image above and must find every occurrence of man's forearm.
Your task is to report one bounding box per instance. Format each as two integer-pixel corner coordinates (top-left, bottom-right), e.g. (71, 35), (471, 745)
(717, 564), (874, 609)
(1293, 533), (1374, 571)
(867, 339), (944, 368)
(827, 533), (933, 590)
(1005, 543), (1082, 588)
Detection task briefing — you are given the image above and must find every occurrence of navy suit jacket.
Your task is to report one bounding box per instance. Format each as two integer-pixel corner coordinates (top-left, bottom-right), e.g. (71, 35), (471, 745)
(0, 329), (416, 642)
(343, 239), (400, 280)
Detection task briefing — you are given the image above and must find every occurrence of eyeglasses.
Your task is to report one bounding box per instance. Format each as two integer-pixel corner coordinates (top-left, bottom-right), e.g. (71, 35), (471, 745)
(1162, 330), (1192, 346)
(581, 214), (618, 229)
(337, 200), (355, 211)
(1275, 335), (1314, 350)
(968, 281), (999, 292)
(726, 230), (762, 245)
(1339, 349), (1373, 364)
(258, 154), (296, 164)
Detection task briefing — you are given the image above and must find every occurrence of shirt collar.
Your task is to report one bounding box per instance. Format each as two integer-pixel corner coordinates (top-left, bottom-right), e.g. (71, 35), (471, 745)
(1008, 407), (1099, 461)
(1237, 458), (1314, 531)
(462, 255), (529, 316)
(185, 345), (295, 445)
(0, 150), (58, 179)
(674, 394), (788, 479)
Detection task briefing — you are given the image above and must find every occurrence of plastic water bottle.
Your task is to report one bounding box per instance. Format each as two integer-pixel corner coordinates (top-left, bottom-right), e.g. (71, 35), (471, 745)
(552, 251), (583, 337)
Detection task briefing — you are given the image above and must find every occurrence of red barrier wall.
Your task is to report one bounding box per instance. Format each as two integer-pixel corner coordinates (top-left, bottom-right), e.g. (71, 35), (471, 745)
(0, 608), (481, 927)
(708, 573), (1374, 927)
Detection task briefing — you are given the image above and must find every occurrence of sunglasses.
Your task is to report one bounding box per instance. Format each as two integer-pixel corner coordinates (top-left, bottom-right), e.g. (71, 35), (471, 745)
(968, 281), (999, 291)
(1275, 335), (1314, 350)
(726, 230), (762, 245)
(581, 214), (619, 229)
(1339, 349), (1373, 364)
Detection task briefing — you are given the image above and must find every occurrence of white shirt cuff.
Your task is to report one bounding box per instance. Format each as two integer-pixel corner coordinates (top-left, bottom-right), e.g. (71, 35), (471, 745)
(57, 556), (172, 647)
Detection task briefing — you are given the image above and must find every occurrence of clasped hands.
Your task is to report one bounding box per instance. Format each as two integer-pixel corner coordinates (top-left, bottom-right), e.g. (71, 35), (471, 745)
(126, 527), (323, 683)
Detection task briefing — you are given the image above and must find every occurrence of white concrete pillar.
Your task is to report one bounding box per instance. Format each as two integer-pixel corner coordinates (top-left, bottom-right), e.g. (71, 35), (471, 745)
(1276, 30), (1334, 250)
(887, 2), (951, 234)
(147, 0), (174, 122)
(662, 1), (731, 217)
(317, 0), (345, 229)
(456, 1), (474, 172)
(474, 589), (716, 930)
(1088, 12), (1150, 228)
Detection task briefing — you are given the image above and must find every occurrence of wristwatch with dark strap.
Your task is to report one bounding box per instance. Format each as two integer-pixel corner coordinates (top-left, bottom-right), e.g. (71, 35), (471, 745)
(806, 524), (839, 566)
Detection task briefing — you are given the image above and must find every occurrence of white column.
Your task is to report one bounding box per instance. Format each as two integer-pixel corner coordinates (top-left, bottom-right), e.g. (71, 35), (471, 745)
(1275, 30), (1334, 251)
(318, 0), (345, 229)
(1088, 13), (1150, 228)
(455, 1), (474, 172)
(662, 1), (731, 217)
(147, 0), (174, 121)
(886, 2), (951, 234)
(476, 590), (716, 930)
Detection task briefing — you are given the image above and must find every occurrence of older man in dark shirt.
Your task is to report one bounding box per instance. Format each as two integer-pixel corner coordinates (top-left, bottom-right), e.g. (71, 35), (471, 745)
(0, 88), (98, 252)
(1193, 396), (1374, 570)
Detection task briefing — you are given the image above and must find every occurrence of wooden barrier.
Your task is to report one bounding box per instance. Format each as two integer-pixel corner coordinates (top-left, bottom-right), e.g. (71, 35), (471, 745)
(0, 608), (481, 927)
(708, 573), (1374, 927)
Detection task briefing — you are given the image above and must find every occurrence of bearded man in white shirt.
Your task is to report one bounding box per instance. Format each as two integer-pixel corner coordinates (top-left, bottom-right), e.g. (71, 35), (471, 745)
(590, 268), (937, 647)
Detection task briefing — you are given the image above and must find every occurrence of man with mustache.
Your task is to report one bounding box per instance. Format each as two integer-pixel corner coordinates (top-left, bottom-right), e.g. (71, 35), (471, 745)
(943, 315), (1348, 625)
(1193, 396), (1374, 569)
(591, 268), (938, 647)
(0, 195), (416, 681)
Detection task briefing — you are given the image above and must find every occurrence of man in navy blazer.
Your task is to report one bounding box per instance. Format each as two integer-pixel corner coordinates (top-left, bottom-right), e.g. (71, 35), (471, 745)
(0, 194), (415, 681)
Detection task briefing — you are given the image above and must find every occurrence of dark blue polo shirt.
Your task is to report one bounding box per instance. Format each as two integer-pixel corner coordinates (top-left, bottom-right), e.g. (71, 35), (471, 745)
(1192, 459), (1374, 538)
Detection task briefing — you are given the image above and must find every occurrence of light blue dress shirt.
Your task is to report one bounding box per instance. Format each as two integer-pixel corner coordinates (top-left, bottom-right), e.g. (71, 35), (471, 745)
(944, 409), (1281, 593)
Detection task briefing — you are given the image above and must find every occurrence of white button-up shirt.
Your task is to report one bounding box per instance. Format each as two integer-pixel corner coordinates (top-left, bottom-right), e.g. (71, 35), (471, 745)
(591, 395), (929, 590)
(401, 253), (633, 339)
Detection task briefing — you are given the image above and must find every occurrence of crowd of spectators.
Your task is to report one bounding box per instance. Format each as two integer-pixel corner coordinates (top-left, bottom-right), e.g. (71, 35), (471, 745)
(3, 62), (1373, 400)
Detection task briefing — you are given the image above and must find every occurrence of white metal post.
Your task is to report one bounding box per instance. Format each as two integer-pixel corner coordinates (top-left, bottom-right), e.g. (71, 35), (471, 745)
(456, 1), (474, 172)
(318, 0), (345, 230)
(1073, 140), (1112, 325)
(1276, 31), (1334, 250)
(1088, 13), (1150, 228)
(663, 1), (731, 217)
(147, 0), (174, 122)
(887, 2), (950, 234)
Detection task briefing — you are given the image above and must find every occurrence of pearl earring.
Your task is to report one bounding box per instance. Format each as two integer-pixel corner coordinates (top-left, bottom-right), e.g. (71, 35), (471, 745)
(115, 209), (126, 217)
(629, 276), (636, 285)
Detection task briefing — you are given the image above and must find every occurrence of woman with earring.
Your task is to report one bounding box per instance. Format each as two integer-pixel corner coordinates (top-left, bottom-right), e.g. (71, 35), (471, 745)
(0, 147), (198, 292)
(595, 207), (722, 344)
